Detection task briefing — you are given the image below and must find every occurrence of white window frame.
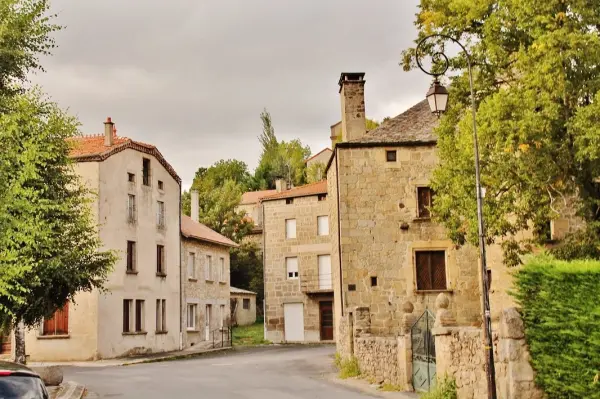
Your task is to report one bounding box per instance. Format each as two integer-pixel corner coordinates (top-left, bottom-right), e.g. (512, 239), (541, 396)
(220, 257), (225, 282)
(127, 194), (136, 223)
(156, 299), (166, 333)
(317, 215), (329, 236)
(157, 201), (165, 228)
(286, 257), (299, 280)
(205, 255), (213, 281)
(187, 252), (196, 279)
(285, 219), (297, 239)
(187, 303), (197, 331)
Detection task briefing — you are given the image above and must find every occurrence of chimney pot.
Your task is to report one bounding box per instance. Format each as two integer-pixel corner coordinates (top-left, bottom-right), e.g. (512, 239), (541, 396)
(104, 117), (114, 146)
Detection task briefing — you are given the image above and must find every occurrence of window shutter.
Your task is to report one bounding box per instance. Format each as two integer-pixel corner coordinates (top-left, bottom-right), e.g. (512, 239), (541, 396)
(415, 252), (432, 290)
(431, 251), (447, 290)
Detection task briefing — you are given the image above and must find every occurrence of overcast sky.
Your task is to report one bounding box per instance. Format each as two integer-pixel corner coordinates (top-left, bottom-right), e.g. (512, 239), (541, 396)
(32, 0), (431, 190)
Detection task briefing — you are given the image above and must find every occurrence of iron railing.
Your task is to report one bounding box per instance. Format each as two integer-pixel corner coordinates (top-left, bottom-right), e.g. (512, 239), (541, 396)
(210, 325), (232, 349)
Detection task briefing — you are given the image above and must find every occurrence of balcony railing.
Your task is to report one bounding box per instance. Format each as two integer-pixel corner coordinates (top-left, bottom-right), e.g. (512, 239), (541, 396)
(300, 273), (334, 294)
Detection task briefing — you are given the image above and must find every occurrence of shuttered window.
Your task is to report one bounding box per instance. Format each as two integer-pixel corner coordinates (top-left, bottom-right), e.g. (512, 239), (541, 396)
(415, 251), (447, 291)
(42, 303), (69, 336)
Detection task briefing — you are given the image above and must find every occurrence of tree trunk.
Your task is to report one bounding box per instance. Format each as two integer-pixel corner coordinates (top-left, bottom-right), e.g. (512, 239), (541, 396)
(13, 321), (26, 365)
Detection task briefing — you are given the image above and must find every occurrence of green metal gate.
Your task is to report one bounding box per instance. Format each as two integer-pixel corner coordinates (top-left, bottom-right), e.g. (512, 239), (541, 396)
(411, 310), (436, 392)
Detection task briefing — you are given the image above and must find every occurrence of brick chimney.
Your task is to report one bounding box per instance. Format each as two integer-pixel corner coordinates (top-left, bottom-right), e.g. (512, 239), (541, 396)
(104, 117), (114, 146)
(191, 189), (199, 222)
(338, 72), (366, 142)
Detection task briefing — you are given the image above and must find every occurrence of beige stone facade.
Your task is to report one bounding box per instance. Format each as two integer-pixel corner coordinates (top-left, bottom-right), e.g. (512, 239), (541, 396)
(182, 237), (232, 348)
(262, 181), (335, 343)
(305, 148), (333, 169)
(230, 287), (257, 326)
(25, 124), (182, 361)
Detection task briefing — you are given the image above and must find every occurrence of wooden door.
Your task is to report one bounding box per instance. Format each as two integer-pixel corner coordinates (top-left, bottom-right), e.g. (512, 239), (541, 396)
(319, 301), (334, 341)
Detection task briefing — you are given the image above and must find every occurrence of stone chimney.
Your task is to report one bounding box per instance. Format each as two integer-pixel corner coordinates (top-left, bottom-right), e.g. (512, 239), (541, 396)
(104, 117), (114, 147)
(191, 189), (199, 222)
(275, 179), (286, 193)
(330, 121), (342, 149)
(338, 72), (366, 142)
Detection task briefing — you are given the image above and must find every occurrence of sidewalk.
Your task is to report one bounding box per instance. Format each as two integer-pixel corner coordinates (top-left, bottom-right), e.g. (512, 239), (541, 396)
(29, 343), (232, 368)
(325, 373), (420, 399)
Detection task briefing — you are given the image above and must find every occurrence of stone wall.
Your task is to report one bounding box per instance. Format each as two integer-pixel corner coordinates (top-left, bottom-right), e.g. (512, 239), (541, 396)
(263, 194), (333, 343)
(355, 336), (400, 385)
(434, 307), (543, 399)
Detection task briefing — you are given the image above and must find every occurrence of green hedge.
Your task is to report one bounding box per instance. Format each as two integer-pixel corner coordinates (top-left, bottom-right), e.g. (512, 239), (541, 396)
(513, 255), (600, 398)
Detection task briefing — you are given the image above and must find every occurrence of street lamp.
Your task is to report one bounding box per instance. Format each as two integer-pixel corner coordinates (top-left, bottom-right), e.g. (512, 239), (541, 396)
(415, 34), (498, 399)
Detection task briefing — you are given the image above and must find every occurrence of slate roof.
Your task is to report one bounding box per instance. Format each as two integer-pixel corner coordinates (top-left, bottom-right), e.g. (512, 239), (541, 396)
(230, 286), (257, 295)
(68, 133), (181, 184)
(344, 100), (438, 146)
(181, 215), (239, 248)
(240, 190), (278, 205)
(261, 180), (328, 202)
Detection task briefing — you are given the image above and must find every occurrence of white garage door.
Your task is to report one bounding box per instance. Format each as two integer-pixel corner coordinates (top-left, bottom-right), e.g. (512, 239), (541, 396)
(284, 303), (305, 342)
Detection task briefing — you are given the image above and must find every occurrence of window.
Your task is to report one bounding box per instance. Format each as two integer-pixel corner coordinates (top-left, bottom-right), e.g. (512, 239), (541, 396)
(415, 251), (447, 291)
(386, 150), (397, 162)
(243, 298), (250, 310)
(417, 187), (434, 218)
(142, 158), (151, 186)
(286, 198), (294, 205)
(135, 300), (145, 332)
(187, 304), (197, 330)
(220, 257), (225, 282)
(156, 245), (166, 275)
(127, 194), (136, 223)
(318, 255), (332, 289)
(156, 299), (166, 333)
(128, 172), (135, 183)
(220, 305), (225, 328)
(348, 284), (356, 291)
(126, 241), (137, 273)
(123, 299), (132, 333)
(158, 180), (164, 190)
(187, 252), (196, 279)
(318, 194), (327, 201)
(157, 201), (165, 228)
(205, 255), (212, 281)
(285, 219), (297, 239)
(42, 303), (69, 336)
(286, 257), (299, 279)
(317, 216), (329, 236)
(371, 276), (378, 287)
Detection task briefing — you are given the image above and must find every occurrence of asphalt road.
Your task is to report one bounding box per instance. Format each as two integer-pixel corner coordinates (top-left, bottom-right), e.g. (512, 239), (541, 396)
(63, 345), (381, 399)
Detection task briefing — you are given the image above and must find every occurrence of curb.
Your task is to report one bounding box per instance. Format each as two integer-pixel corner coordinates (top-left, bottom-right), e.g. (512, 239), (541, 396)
(54, 381), (85, 399)
(120, 346), (233, 366)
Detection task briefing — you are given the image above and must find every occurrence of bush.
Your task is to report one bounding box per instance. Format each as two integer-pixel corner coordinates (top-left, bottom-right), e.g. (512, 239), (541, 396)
(337, 356), (360, 379)
(513, 255), (600, 398)
(420, 377), (456, 399)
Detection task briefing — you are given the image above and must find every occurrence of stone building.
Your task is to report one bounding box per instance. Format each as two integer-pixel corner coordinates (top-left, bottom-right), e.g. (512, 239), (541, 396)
(237, 189), (277, 250)
(182, 192), (237, 348)
(24, 118), (182, 361)
(230, 287), (257, 326)
(262, 181), (334, 343)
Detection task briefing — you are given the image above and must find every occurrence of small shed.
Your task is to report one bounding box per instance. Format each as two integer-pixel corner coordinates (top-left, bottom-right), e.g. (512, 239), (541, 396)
(230, 287), (257, 326)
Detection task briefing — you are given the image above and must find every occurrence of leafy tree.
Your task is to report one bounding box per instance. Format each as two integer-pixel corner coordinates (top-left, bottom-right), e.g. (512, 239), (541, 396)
(0, 0), (60, 99)
(229, 241), (264, 308)
(306, 161), (327, 183)
(192, 159), (256, 192)
(402, 0), (600, 265)
(366, 118), (380, 131)
(254, 109), (311, 188)
(0, 91), (117, 362)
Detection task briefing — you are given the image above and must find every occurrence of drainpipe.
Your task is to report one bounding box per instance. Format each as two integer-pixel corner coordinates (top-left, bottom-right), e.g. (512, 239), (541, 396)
(335, 149), (344, 316)
(179, 185), (183, 350)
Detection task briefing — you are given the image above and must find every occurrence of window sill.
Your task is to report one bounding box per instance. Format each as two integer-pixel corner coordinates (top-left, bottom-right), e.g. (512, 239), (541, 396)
(126, 270), (138, 275)
(188, 278), (198, 282)
(187, 329), (200, 333)
(219, 281), (227, 285)
(413, 217), (432, 222)
(205, 280), (214, 283)
(122, 331), (148, 336)
(156, 273), (167, 278)
(37, 334), (70, 340)
(155, 330), (168, 335)
(414, 289), (453, 295)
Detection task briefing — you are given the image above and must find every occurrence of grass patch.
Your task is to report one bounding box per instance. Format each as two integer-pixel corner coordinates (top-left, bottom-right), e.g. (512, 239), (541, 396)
(338, 356), (361, 379)
(232, 321), (271, 346)
(420, 377), (457, 399)
(380, 383), (403, 392)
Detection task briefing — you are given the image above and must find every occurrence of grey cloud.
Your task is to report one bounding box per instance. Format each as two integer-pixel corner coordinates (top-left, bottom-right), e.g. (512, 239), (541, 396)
(33, 0), (432, 189)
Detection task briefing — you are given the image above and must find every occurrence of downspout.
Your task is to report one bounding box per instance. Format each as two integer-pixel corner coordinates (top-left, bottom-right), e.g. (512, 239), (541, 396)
(335, 150), (344, 316)
(179, 185), (183, 350)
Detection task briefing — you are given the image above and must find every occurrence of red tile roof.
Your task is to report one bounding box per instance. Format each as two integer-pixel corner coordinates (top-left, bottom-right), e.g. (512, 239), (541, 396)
(304, 148), (333, 164)
(68, 133), (181, 184)
(240, 189), (277, 205)
(181, 215), (239, 248)
(261, 180), (328, 202)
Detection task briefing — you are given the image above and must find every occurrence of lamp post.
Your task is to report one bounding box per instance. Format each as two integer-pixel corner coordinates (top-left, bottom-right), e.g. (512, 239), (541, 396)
(415, 34), (498, 399)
